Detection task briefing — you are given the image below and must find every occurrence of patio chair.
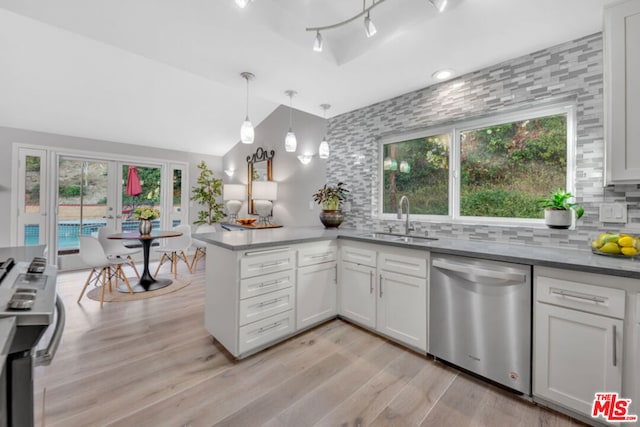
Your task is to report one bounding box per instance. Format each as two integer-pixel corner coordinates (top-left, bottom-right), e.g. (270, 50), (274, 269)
(78, 235), (134, 307)
(190, 223), (217, 271)
(97, 226), (141, 278)
(153, 224), (193, 279)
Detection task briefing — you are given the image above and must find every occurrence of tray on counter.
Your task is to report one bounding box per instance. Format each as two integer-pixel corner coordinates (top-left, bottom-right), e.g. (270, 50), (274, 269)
(591, 248), (638, 259)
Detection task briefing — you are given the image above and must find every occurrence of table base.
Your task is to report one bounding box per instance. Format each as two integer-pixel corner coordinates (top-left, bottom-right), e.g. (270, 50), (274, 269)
(117, 278), (173, 293)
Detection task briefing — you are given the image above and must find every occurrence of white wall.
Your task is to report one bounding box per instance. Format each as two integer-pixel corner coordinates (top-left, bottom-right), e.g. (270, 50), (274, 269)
(222, 106), (328, 227)
(0, 126), (222, 247)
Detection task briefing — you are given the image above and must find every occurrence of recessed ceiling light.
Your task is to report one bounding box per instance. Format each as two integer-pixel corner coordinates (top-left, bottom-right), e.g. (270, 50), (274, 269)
(432, 69), (454, 80)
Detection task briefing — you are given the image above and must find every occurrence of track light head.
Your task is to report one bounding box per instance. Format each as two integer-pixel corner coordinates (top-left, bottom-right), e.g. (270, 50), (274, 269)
(313, 31), (323, 52)
(429, 0), (448, 12)
(364, 12), (377, 38)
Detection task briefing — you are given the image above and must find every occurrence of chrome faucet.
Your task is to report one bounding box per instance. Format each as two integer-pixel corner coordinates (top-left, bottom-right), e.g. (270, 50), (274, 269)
(397, 196), (414, 235)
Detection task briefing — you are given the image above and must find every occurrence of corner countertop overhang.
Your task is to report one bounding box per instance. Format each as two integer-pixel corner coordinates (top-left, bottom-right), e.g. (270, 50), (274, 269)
(193, 227), (640, 279)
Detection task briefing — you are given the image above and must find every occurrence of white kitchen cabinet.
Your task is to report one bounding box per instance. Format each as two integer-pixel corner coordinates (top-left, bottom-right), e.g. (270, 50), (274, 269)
(377, 250), (428, 352)
(533, 267), (625, 417)
(340, 259), (376, 328)
(605, 0), (640, 184)
(297, 261), (337, 330)
(205, 244), (297, 358)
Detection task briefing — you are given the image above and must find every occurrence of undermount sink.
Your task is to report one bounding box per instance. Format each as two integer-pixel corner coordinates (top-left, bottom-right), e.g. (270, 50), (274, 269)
(359, 232), (438, 243)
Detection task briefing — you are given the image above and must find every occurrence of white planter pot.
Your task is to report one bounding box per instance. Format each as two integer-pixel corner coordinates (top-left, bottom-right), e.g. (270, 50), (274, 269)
(544, 209), (572, 229)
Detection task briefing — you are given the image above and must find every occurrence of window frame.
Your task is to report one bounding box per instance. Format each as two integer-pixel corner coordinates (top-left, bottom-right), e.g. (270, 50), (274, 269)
(379, 102), (577, 227)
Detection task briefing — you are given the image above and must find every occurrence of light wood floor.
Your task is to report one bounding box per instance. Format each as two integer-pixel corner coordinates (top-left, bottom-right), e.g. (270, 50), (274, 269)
(34, 262), (585, 427)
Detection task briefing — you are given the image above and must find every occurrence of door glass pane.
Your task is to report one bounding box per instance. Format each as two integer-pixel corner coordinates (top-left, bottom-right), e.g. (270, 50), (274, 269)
(459, 113), (567, 218)
(121, 164), (162, 232)
(382, 133), (450, 215)
(172, 168), (182, 226)
(24, 224), (39, 246)
(57, 158), (109, 254)
(24, 155), (41, 212)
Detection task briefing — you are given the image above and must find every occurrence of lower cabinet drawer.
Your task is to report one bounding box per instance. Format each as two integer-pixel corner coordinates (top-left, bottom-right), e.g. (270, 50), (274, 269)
(238, 310), (294, 355)
(240, 269), (295, 300)
(239, 287), (294, 326)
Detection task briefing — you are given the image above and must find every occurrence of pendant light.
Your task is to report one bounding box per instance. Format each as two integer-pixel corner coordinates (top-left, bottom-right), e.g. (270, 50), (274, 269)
(284, 90), (297, 152)
(234, 0), (252, 8)
(318, 104), (331, 159)
(313, 31), (323, 52)
(240, 72), (255, 144)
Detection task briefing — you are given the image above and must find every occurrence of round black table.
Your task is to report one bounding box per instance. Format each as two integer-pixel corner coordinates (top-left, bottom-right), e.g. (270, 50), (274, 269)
(108, 230), (182, 292)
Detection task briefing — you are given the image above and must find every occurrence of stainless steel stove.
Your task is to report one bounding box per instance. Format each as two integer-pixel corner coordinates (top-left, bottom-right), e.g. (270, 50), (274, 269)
(0, 254), (64, 427)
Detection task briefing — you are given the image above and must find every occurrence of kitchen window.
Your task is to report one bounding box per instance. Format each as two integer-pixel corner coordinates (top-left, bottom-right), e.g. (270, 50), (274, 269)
(380, 103), (575, 225)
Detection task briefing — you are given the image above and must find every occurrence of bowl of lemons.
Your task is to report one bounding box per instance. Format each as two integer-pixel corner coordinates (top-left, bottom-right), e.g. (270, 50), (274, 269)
(591, 233), (639, 258)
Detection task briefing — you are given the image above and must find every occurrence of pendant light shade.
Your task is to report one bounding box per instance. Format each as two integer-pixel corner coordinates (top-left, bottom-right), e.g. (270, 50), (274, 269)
(284, 90), (297, 152)
(240, 72), (255, 144)
(318, 104), (331, 159)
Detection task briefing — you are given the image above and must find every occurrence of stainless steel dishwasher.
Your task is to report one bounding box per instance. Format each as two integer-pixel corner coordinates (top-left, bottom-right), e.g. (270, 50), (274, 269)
(429, 254), (531, 394)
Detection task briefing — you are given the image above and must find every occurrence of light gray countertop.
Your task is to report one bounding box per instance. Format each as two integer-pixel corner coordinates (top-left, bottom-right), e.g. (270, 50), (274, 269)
(194, 227), (640, 279)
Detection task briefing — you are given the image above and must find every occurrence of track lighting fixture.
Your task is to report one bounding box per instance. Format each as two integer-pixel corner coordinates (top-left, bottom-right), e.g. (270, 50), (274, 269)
(284, 90), (297, 153)
(318, 104), (331, 159)
(306, 0), (447, 50)
(313, 31), (323, 52)
(429, 0), (448, 13)
(239, 72), (255, 144)
(364, 12), (377, 38)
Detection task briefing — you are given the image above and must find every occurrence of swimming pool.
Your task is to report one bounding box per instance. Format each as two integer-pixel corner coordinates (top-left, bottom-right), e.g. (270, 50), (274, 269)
(24, 220), (172, 249)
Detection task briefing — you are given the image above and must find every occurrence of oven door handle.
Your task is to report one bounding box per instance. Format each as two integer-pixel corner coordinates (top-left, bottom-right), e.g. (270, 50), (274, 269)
(35, 294), (66, 367)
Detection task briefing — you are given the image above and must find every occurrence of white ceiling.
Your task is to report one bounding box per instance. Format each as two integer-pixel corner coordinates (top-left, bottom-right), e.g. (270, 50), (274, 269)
(0, 0), (611, 156)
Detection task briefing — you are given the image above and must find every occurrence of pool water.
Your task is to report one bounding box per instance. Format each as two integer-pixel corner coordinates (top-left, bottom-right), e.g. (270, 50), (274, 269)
(25, 220), (171, 248)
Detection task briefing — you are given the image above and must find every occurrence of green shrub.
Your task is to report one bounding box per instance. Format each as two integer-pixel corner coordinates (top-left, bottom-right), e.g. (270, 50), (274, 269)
(461, 189), (542, 218)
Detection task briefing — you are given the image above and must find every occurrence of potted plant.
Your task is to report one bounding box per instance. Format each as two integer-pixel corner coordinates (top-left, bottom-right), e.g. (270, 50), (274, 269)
(191, 161), (225, 225)
(537, 188), (584, 229)
(133, 205), (160, 235)
(313, 182), (349, 228)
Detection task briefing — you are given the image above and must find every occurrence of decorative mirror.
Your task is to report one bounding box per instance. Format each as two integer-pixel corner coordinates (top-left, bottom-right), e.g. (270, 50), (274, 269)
(247, 147), (274, 214)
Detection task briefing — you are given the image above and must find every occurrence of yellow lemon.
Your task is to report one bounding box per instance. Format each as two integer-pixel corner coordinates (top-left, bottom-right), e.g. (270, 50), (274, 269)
(600, 242), (621, 254)
(618, 236), (635, 247)
(592, 240), (604, 249)
(621, 247), (638, 257)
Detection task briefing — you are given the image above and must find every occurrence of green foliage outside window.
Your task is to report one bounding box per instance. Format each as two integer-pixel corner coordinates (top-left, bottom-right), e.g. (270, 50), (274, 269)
(382, 113), (568, 219)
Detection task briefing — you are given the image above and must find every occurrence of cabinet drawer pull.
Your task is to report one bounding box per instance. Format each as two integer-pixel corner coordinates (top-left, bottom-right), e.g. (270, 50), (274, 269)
(613, 325), (617, 367)
(310, 253), (331, 259)
(258, 322), (282, 333)
(257, 279), (285, 288)
(244, 248), (290, 256)
(259, 260), (287, 268)
(549, 288), (607, 304)
(258, 297), (282, 307)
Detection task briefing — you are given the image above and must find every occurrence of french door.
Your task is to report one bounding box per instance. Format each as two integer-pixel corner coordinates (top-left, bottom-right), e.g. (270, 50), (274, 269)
(15, 146), (189, 268)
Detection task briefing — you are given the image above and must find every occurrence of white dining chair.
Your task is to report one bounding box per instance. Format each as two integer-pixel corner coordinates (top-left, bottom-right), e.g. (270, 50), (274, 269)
(97, 226), (141, 278)
(78, 235), (134, 307)
(190, 223), (217, 271)
(153, 224), (193, 279)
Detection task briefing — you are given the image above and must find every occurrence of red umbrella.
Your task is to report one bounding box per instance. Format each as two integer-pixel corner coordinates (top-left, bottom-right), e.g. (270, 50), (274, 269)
(126, 165), (142, 197)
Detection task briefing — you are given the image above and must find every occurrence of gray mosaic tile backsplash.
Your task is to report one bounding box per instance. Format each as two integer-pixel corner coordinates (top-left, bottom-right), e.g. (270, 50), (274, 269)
(326, 32), (640, 250)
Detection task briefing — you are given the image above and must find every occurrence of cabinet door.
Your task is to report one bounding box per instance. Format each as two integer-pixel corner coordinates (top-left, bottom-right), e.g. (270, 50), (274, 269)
(534, 302), (623, 416)
(605, 0), (640, 184)
(377, 271), (427, 352)
(339, 261), (376, 328)
(296, 262), (337, 330)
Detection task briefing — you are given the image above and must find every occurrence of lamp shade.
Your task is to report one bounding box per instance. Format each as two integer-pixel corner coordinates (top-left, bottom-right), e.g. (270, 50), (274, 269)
(252, 181), (278, 200)
(223, 184), (246, 201)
